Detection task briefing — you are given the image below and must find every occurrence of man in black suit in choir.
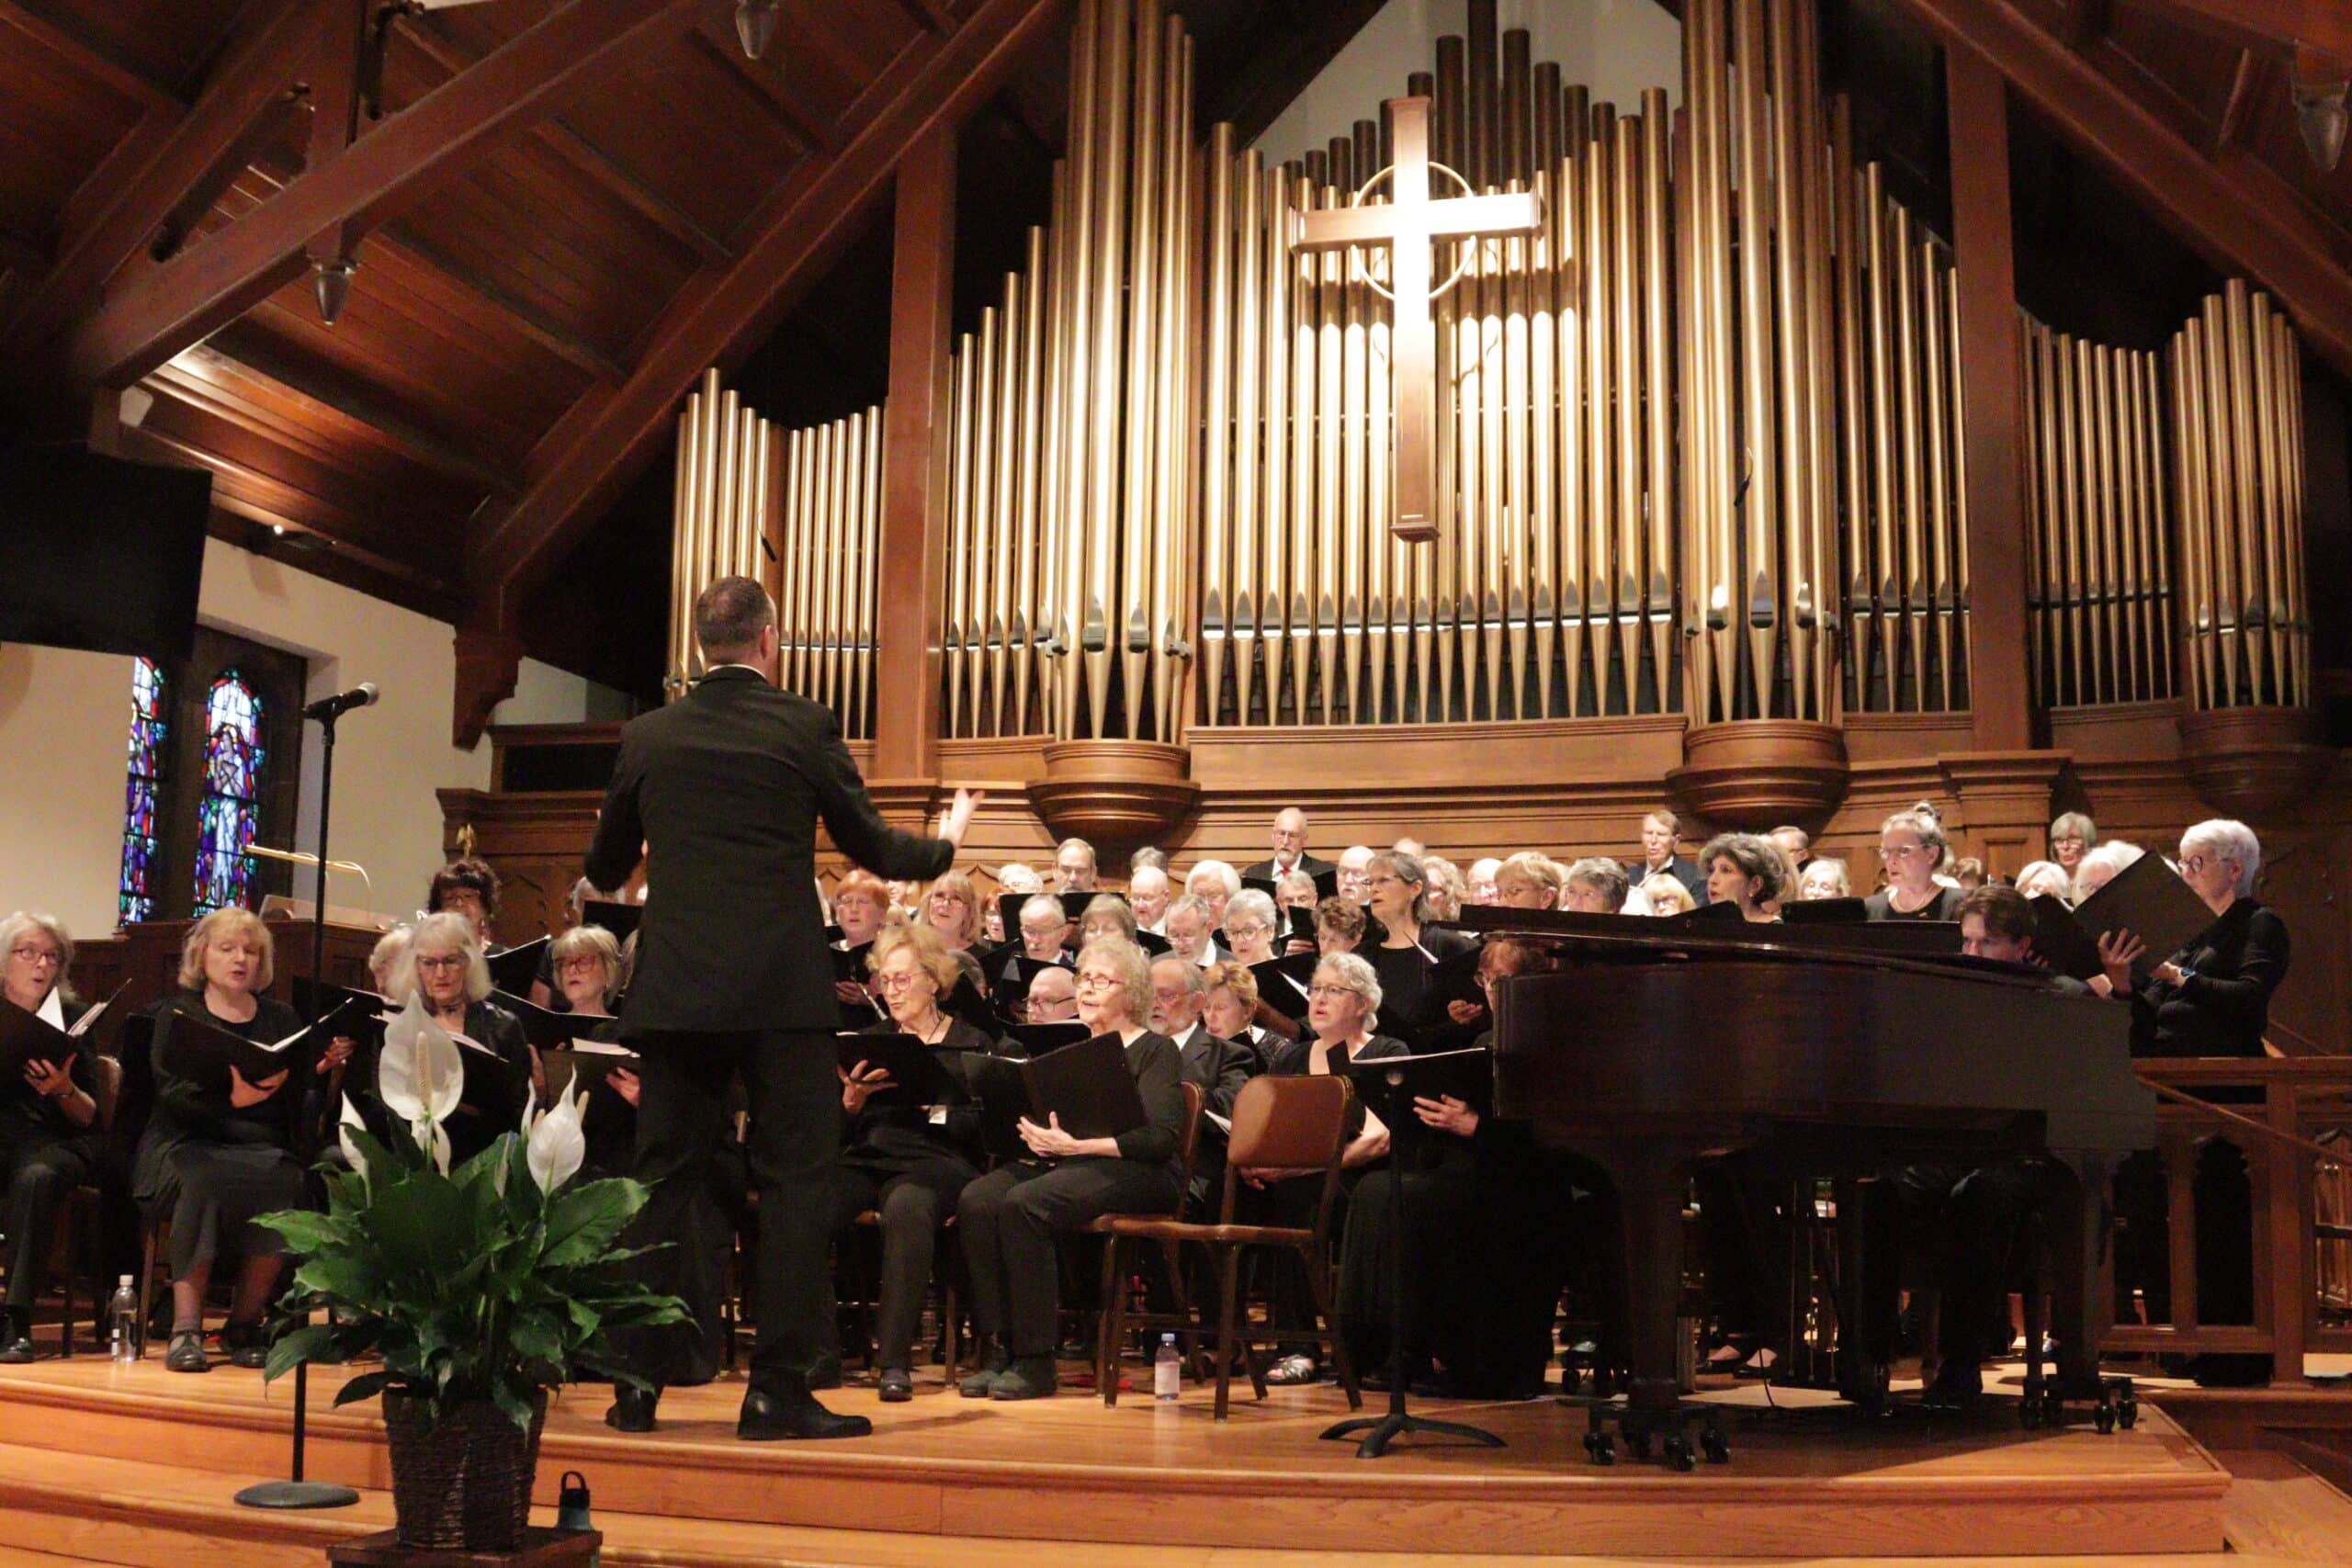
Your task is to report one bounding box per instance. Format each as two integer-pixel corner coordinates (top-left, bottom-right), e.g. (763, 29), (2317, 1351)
(586, 575), (978, 1440)
(1634, 807), (1709, 905)
(1239, 806), (1338, 886)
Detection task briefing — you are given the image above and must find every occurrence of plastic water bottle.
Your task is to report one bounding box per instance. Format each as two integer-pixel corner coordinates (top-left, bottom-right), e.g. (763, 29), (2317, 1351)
(1154, 1334), (1181, 1402)
(108, 1277), (139, 1365)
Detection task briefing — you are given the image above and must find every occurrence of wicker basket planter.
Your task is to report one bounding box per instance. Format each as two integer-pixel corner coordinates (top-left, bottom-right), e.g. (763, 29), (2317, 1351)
(382, 1389), (548, 1553)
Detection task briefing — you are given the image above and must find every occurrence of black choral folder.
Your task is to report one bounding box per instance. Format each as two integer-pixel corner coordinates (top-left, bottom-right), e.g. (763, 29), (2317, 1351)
(485, 937), (550, 998)
(153, 995), (370, 1091)
(0, 982), (127, 1080)
(835, 1031), (970, 1106)
(1343, 1047), (1493, 1146)
(579, 900), (644, 943)
(2070, 852), (2215, 979)
(537, 1039), (639, 1095)
(1250, 952), (1319, 1022)
(969, 1032), (1147, 1156)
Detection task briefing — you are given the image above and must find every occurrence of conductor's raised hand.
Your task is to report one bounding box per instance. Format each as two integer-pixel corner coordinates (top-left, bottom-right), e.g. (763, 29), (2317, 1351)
(230, 1065), (288, 1107)
(940, 787), (984, 848)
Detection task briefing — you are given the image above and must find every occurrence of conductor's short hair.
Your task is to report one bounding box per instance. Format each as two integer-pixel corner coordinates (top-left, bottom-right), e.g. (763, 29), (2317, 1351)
(695, 575), (775, 658)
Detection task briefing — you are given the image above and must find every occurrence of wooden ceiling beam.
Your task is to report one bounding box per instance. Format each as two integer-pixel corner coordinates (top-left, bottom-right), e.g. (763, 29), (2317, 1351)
(686, 27), (835, 153)
(467, 0), (1067, 612)
(1, 0), (329, 368)
(2143, 0), (2352, 61)
(2215, 47), (2264, 152)
(1897, 0), (2352, 377)
(62, 0), (700, 393)
(888, 0), (958, 36)
(377, 220), (631, 385)
(0, 0), (186, 116)
(394, 20), (733, 264)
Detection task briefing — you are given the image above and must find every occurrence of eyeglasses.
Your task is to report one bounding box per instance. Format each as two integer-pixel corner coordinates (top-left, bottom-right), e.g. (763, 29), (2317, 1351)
(1074, 971), (1118, 992)
(416, 953), (468, 971)
(874, 970), (925, 990)
(555, 955), (603, 974)
(1306, 983), (1360, 1001)
(8, 944), (61, 966)
(2179, 854), (2222, 875)
(1226, 920), (1271, 940)
(1878, 842), (1924, 861)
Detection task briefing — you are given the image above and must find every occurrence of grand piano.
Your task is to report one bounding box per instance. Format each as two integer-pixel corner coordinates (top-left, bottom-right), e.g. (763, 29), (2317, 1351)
(1468, 905), (2155, 1455)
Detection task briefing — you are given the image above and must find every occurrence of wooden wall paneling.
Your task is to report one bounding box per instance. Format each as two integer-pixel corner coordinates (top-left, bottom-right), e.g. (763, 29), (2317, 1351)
(1945, 47), (2035, 750)
(0, 31), (147, 243)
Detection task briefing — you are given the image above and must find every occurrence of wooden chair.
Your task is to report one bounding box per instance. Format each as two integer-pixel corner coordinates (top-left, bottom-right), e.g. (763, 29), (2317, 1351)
(47, 1055), (124, 1358)
(1084, 1080), (1204, 1396)
(842, 1208), (967, 1382)
(1095, 1074), (1362, 1419)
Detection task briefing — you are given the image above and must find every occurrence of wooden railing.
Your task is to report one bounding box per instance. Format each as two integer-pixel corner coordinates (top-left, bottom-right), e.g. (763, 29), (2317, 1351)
(2107, 1056), (2352, 1382)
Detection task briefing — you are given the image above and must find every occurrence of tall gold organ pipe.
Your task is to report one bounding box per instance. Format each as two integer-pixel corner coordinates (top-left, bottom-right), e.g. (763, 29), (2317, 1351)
(1640, 92), (1675, 707)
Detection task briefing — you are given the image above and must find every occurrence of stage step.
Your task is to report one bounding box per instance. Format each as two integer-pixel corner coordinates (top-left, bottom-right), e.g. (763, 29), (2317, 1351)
(2211, 1445), (2352, 1564)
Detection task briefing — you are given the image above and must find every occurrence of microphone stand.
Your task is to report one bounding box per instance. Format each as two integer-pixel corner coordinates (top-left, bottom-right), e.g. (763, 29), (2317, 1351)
(1321, 1061), (1503, 1459)
(236, 700), (362, 1512)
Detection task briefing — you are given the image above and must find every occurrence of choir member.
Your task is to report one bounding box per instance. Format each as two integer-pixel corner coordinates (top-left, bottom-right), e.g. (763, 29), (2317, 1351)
(1336, 845), (1376, 904)
(1163, 894), (1225, 969)
(1148, 955), (1253, 1215)
(1639, 874), (1696, 917)
(530, 878), (616, 1008)
(1363, 851), (1476, 1045)
(832, 922), (1001, 1401)
(887, 881), (924, 922)
(1128, 865), (1171, 934)
(1202, 960), (1273, 1058)
(137, 909), (322, 1372)
(1635, 808), (1707, 904)
(2048, 812), (2098, 874)
(1769, 826), (1813, 874)
(996, 863), (1045, 897)
(1024, 964), (1079, 1023)
(2107, 819), (2287, 1384)
(548, 924), (638, 1179)
(426, 856), (502, 946)
(981, 899), (1005, 946)
(1950, 856), (1987, 891)
(1013, 895), (1074, 964)
(1273, 868), (1319, 919)
(2014, 860), (2073, 903)
(0, 912), (99, 1363)
(1183, 860), (1239, 931)
(1249, 952), (1406, 1384)
(1221, 889), (1282, 967)
(1241, 807), (1337, 883)
(1562, 857), (1630, 915)
(1698, 833), (1789, 921)
(956, 937), (1185, 1401)
(1420, 857), (1468, 921)
(1864, 809), (1964, 920)
(1052, 838), (1099, 895)
(394, 911), (536, 1168)
(831, 871), (892, 1013)
(1393, 837), (1427, 858)
(1078, 894), (1139, 947)
(1492, 852), (1564, 910)
(1130, 846), (1169, 874)
(1315, 896), (1368, 954)
(920, 871), (987, 953)
(2073, 839), (2143, 902)
(1797, 857), (1852, 900)
(1465, 857), (1502, 907)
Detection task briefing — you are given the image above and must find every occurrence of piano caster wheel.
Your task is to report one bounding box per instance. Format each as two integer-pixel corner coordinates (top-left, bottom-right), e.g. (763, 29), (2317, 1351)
(1592, 1367), (1618, 1400)
(1663, 1435), (1696, 1472)
(2094, 1402), (2116, 1436)
(2118, 1396), (2139, 1430)
(2018, 1396), (2044, 1431)
(1702, 1426), (1731, 1464)
(1625, 1430), (1654, 1462)
(1584, 1431), (1616, 1466)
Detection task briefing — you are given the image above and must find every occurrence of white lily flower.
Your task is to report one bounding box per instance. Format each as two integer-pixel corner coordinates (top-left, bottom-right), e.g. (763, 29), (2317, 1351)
(337, 1093), (369, 1180)
(379, 992), (463, 1175)
(526, 1082), (589, 1194)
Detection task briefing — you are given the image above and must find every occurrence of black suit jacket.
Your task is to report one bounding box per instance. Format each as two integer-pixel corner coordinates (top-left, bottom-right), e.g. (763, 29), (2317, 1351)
(1635, 853), (1709, 906)
(1238, 852), (1338, 884)
(585, 667), (953, 1034)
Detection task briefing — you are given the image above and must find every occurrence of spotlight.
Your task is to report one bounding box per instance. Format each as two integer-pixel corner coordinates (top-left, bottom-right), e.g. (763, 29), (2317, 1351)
(735, 0), (778, 61)
(313, 254), (359, 325)
(2294, 78), (2348, 175)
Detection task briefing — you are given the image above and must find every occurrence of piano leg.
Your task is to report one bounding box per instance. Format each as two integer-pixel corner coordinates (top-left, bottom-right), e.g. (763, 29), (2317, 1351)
(2047, 1151), (2116, 1398)
(1600, 1141), (1694, 1416)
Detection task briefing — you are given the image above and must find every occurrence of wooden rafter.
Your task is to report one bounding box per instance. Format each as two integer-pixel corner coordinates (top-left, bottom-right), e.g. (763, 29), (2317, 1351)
(63, 0), (700, 393)
(2144, 0), (2352, 60)
(1898, 0), (2352, 377)
(0, 0), (185, 115)
(2, 0), (329, 367)
(465, 0), (1067, 615)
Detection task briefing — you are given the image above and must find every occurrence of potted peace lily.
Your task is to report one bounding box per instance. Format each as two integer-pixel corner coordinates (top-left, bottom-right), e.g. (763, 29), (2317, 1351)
(258, 996), (684, 1553)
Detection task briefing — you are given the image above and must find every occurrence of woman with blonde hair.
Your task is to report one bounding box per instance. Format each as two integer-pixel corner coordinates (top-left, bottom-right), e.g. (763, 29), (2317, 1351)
(1640, 874), (1697, 917)
(919, 870), (986, 952)
(390, 910), (535, 1168)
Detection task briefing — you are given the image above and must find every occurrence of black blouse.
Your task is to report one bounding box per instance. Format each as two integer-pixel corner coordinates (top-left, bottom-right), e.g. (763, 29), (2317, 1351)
(845, 1015), (1001, 1168)
(2132, 897), (2290, 1058)
(3, 993), (100, 1139)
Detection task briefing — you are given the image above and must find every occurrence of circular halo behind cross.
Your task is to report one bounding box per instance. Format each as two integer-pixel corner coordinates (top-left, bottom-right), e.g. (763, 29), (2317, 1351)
(1345, 161), (1482, 303)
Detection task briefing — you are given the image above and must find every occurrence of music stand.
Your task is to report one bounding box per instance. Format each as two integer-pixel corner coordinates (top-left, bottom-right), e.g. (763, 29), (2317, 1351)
(1320, 1057), (1503, 1458)
(235, 696), (361, 1512)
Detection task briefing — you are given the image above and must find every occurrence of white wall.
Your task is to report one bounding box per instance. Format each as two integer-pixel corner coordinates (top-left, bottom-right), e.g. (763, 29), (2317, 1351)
(0, 537), (625, 942)
(1254, 0), (1683, 169)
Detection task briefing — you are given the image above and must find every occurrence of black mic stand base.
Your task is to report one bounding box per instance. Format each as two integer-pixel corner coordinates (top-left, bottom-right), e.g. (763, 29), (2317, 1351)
(234, 1480), (364, 1510)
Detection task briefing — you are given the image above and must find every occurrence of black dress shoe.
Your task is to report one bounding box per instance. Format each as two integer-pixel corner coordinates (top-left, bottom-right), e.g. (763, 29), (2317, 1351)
(1921, 1362), (1982, 1413)
(989, 1356), (1059, 1402)
(877, 1367), (913, 1403)
(739, 1384), (872, 1440)
(0, 1335), (35, 1365)
(605, 1383), (660, 1433)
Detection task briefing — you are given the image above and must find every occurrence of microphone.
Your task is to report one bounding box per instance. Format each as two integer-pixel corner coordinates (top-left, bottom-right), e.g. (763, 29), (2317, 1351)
(303, 682), (379, 721)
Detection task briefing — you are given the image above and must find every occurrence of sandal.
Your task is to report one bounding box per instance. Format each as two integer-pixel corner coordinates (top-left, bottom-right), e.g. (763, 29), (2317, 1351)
(165, 1331), (210, 1374)
(1265, 1353), (1319, 1385)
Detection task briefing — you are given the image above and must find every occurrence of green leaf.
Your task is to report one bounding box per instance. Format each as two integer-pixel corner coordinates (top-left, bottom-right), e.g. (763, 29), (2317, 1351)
(254, 1210), (346, 1254)
(366, 1168), (480, 1281)
(490, 1383), (537, 1435)
(538, 1180), (644, 1268)
(331, 1371), (399, 1408)
(263, 1323), (347, 1382)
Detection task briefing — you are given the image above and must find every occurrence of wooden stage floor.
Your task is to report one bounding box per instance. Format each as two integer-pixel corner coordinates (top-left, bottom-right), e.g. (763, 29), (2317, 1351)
(0, 1354), (2233, 1565)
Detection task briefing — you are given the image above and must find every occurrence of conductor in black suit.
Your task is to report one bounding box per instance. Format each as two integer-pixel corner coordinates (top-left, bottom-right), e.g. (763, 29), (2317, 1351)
(1238, 806), (1338, 886)
(586, 576), (979, 1440)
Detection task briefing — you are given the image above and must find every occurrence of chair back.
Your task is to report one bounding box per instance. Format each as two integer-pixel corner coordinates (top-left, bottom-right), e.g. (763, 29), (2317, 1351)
(1172, 1079), (1205, 1211)
(1225, 1073), (1351, 1173)
(92, 1054), (123, 1135)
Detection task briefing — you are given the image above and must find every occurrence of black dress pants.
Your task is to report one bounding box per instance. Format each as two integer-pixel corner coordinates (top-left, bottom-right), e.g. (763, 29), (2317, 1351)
(824, 1153), (976, 1372)
(957, 1158), (1179, 1359)
(618, 1028), (837, 1393)
(1, 1128), (96, 1314)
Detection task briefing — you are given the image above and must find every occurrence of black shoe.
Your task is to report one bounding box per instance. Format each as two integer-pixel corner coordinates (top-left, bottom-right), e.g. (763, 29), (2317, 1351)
(165, 1331), (210, 1374)
(605, 1383), (660, 1433)
(739, 1382), (872, 1440)
(959, 1347), (1012, 1398)
(1921, 1361), (1983, 1412)
(220, 1319), (269, 1371)
(878, 1367), (913, 1403)
(989, 1355), (1058, 1401)
(0, 1334), (34, 1365)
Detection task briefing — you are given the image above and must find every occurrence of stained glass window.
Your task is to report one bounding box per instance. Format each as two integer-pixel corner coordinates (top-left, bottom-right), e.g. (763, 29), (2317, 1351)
(118, 657), (168, 924)
(192, 671), (266, 916)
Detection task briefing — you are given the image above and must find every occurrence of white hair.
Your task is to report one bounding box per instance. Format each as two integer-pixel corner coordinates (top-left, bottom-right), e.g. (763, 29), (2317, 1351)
(391, 909), (493, 1004)
(2072, 839), (2144, 901)
(0, 910), (74, 1009)
(2181, 818), (2262, 897)
(1184, 859), (1241, 899)
(1313, 951), (1384, 1032)
(1224, 888), (1279, 933)
(2014, 861), (2073, 901)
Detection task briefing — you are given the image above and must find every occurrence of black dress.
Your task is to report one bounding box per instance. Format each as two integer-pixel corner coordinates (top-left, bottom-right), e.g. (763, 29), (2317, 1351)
(2, 995), (102, 1321)
(444, 998), (534, 1169)
(1367, 928), (1477, 1049)
(824, 1015), (1000, 1372)
(134, 993), (312, 1275)
(1863, 885), (1964, 921)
